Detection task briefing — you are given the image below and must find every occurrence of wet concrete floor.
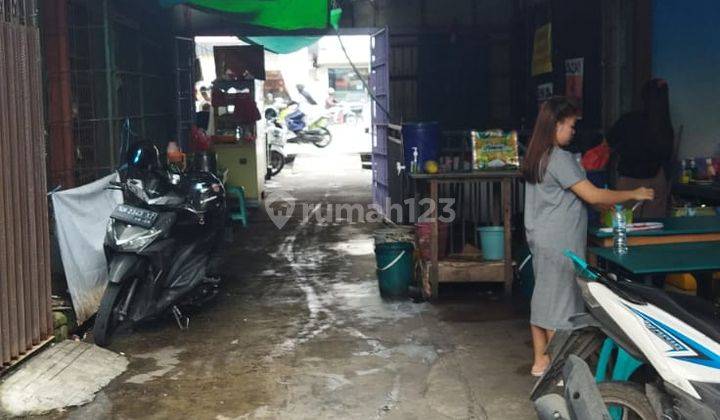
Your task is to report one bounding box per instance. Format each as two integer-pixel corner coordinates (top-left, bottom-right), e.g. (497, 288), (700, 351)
(37, 150), (536, 419)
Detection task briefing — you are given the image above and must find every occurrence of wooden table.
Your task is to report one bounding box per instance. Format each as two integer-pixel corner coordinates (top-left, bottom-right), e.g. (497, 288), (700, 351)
(410, 170), (522, 298)
(588, 216), (720, 247)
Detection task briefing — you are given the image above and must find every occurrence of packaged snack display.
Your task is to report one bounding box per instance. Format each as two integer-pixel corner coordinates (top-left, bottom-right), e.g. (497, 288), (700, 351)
(471, 130), (520, 170)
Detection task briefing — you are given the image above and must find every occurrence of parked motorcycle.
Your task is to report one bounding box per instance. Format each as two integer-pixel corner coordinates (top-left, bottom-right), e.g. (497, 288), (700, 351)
(531, 251), (720, 419)
(266, 118), (286, 177)
(534, 354), (612, 419)
(266, 102), (332, 148)
(93, 143), (226, 347)
(326, 103), (363, 126)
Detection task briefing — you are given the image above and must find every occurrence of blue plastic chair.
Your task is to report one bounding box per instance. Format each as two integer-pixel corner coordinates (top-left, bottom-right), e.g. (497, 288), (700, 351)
(226, 186), (248, 227)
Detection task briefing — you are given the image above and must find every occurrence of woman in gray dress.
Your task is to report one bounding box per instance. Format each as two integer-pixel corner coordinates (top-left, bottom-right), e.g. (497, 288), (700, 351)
(522, 97), (654, 376)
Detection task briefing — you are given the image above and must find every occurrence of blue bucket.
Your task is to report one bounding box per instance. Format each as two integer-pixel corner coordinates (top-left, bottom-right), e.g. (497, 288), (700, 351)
(402, 122), (440, 172)
(477, 226), (504, 261)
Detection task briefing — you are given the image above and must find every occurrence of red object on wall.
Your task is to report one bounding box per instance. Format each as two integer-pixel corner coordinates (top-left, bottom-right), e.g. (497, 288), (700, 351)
(190, 126), (212, 152)
(582, 141), (610, 171)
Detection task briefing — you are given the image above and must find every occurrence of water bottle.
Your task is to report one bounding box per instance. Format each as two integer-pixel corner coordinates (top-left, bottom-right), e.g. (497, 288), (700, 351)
(680, 160), (689, 184)
(689, 159), (698, 181)
(613, 204), (628, 255)
(410, 147), (419, 173)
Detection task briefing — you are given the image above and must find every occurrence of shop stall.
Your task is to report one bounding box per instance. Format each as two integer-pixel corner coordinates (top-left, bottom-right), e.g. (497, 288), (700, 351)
(403, 127), (523, 298)
(410, 171), (520, 298)
(208, 46), (266, 206)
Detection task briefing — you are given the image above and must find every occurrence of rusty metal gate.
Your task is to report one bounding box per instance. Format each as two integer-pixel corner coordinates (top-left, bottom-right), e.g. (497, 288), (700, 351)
(0, 0), (54, 369)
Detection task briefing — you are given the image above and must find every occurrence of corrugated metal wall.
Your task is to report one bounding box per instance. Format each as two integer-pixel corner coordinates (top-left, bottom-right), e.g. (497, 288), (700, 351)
(0, 0), (54, 368)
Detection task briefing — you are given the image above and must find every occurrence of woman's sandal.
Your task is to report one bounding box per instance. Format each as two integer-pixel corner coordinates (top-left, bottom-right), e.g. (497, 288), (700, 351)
(530, 366), (548, 377)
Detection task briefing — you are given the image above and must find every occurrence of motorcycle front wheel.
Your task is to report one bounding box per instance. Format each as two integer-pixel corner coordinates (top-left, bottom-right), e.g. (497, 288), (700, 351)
(598, 382), (656, 420)
(313, 128), (332, 148)
(270, 150), (285, 176)
(93, 282), (129, 347)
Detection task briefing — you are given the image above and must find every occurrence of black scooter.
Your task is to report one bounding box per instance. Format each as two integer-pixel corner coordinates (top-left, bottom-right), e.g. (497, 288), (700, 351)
(93, 144), (226, 347)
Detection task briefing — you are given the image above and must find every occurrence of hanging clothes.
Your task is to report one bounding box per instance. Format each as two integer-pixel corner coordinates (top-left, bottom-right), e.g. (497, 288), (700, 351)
(232, 94), (261, 124)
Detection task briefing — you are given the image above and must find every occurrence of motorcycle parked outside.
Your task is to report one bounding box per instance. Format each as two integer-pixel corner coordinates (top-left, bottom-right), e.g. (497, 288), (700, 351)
(266, 118), (286, 177)
(266, 102), (332, 148)
(531, 251), (720, 420)
(326, 103), (363, 126)
(93, 143), (226, 347)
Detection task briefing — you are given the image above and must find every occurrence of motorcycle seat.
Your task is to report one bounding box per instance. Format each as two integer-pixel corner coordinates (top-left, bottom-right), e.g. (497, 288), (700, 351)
(615, 280), (720, 344)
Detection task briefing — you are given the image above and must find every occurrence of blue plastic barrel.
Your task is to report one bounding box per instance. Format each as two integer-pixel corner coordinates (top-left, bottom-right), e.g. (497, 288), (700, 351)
(402, 122), (440, 172)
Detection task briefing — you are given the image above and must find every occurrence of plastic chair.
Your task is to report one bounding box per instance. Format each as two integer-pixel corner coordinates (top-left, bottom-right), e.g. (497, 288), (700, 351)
(226, 186), (248, 227)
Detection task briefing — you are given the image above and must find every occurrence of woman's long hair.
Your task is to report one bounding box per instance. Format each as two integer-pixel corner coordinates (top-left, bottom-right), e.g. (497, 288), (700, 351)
(522, 97), (580, 184)
(642, 79), (674, 163)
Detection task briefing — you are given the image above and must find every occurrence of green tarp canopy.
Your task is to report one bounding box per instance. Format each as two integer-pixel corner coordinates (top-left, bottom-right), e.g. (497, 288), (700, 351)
(243, 36), (321, 54)
(161, 0), (341, 32)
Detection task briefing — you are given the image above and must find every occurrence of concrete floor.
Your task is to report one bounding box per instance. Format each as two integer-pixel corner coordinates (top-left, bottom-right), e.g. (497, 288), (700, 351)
(39, 135), (537, 419)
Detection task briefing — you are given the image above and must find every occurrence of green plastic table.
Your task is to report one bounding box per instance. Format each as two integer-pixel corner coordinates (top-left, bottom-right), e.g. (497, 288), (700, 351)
(589, 242), (720, 275)
(588, 216), (720, 247)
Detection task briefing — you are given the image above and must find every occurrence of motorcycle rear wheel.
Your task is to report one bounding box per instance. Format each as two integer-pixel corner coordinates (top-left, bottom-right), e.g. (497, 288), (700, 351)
(313, 127), (332, 148)
(93, 282), (127, 347)
(270, 150), (285, 176)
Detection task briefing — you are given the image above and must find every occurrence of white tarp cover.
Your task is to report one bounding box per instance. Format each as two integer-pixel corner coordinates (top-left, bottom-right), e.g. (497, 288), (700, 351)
(52, 173), (122, 323)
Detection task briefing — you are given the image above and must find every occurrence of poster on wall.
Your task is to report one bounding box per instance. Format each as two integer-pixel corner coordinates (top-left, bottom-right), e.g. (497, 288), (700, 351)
(532, 23), (553, 76)
(537, 82), (554, 108)
(565, 57), (584, 118)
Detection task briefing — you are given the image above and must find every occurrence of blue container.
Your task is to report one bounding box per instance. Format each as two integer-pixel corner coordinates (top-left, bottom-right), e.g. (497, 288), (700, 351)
(402, 122), (440, 172)
(477, 226), (504, 261)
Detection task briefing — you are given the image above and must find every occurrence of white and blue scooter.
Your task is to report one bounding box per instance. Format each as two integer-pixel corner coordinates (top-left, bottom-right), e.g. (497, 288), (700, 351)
(531, 251), (720, 420)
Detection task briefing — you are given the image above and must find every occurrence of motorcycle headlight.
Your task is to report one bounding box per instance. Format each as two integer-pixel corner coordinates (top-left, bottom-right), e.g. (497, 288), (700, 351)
(107, 222), (163, 252)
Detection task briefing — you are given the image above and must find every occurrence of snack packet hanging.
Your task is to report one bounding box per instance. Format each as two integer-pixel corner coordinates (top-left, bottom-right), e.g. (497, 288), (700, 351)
(471, 130), (520, 170)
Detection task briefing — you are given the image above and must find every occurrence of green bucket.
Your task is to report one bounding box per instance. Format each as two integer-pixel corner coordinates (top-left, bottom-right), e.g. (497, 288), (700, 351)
(375, 242), (414, 296)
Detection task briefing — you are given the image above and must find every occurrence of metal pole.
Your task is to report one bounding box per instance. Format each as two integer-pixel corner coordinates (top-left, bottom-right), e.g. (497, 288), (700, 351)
(103, 0), (115, 168)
